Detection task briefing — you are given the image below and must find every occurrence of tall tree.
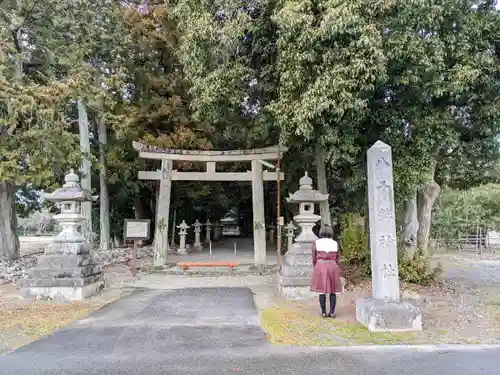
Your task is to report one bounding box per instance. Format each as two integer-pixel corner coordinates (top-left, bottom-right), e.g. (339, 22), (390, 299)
(171, 0), (280, 148)
(269, 0), (389, 226)
(371, 0), (500, 252)
(0, 0), (83, 259)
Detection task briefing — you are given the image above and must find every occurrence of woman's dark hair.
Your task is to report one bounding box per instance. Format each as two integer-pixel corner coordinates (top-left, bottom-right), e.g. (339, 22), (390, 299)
(319, 224), (334, 239)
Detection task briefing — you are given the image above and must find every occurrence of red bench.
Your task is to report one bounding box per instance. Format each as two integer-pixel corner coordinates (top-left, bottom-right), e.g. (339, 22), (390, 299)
(177, 262), (240, 271)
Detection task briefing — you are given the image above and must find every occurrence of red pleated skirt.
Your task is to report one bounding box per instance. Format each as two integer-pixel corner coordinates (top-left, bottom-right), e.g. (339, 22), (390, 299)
(310, 262), (342, 294)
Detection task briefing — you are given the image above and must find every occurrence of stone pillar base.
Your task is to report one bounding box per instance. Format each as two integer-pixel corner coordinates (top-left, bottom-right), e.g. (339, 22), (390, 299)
(20, 275), (104, 301)
(356, 297), (422, 332)
(20, 240), (104, 302)
(279, 281), (317, 300)
(278, 275), (317, 300)
(279, 249), (315, 299)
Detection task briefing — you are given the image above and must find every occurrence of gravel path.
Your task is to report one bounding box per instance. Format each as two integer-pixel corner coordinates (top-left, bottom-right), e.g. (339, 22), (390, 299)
(438, 253), (500, 287)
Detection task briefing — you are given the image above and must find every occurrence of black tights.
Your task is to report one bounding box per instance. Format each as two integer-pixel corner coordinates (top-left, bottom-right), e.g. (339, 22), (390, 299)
(319, 294), (337, 315)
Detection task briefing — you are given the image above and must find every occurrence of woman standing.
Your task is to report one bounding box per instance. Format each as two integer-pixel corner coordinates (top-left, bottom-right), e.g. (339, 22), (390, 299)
(310, 225), (342, 317)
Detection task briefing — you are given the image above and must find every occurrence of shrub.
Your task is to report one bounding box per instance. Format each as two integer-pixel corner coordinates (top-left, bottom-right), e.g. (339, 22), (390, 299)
(339, 213), (370, 276)
(398, 249), (442, 285)
(340, 213), (442, 285)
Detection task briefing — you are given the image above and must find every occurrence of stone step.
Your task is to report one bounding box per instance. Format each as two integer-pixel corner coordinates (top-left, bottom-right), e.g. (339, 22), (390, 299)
(280, 264), (313, 277)
(28, 264), (102, 279)
(158, 264), (277, 276)
(44, 242), (90, 255)
(279, 275), (311, 286)
(36, 254), (92, 268)
(283, 253), (312, 266)
(19, 274), (103, 288)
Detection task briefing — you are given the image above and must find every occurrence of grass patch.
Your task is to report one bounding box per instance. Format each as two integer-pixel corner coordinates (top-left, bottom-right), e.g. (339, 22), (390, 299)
(261, 306), (417, 346)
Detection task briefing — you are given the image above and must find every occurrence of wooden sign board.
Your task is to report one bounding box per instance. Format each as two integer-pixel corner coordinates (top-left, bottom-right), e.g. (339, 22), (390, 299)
(124, 219), (151, 240)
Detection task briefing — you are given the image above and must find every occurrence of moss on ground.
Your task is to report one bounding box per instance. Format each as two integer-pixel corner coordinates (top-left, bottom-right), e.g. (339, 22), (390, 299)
(261, 306), (417, 346)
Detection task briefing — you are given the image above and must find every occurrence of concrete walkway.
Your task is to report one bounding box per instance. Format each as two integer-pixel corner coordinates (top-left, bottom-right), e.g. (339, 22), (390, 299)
(1, 286), (500, 375)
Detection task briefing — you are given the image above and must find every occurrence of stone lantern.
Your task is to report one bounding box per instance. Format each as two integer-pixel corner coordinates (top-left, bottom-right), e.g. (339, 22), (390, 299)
(20, 170), (103, 301)
(205, 219), (212, 244)
(177, 220), (189, 255)
(192, 219), (202, 250)
(279, 172), (328, 299)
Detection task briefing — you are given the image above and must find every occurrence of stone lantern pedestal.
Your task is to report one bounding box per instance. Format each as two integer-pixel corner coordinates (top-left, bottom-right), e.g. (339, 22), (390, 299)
(20, 170), (103, 301)
(279, 172), (328, 300)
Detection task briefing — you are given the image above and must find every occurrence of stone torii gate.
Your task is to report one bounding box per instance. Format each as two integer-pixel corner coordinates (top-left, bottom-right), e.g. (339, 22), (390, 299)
(132, 141), (287, 266)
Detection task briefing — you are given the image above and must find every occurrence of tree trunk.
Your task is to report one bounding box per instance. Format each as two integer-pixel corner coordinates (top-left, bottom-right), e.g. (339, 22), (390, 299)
(113, 235), (124, 248)
(134, 197), (148, 219)
(0, 29), (22, 260)
(314, 143), (331, 227)
(401, 192), (419, 257)
(417, 180), (441, 253)
(77, 99), (93, 241)
(98, 116), (111, 250)
(0, 182), (20, 260)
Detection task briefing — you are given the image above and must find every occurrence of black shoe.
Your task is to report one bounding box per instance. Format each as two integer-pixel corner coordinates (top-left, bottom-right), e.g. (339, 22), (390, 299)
(322, 313), (328, 318)
(328, 313), (336, 318)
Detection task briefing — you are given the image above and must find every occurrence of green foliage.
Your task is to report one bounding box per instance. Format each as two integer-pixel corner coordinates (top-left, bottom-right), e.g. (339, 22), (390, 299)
(364, 0), (500, 200)
(270, 0), (387, 146)
(170, 0), (500, 229)
(3, 0), (500, 258)
(398, 249), (442, 286)
(432, 184), (500, 241)
(0, 0), (90, 186)
(339, 213), (370, 276)
(340, 213), (442, 285)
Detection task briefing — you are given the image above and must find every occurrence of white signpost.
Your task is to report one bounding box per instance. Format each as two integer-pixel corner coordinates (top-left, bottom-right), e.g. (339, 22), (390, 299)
(124, 219), (151, 276)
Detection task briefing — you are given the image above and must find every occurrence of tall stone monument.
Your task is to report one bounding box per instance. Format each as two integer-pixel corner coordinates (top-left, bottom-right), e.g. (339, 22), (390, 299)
(20, 170), (103, 301)
(356, 141), (422, 332)
(279, 172), (328, 299)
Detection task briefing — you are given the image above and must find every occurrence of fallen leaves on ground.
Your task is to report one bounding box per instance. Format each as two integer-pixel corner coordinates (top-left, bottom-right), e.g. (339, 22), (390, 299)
(0, 286), (129, 354)
(0, 301), (105, 339)
(485, 298), (500, 323)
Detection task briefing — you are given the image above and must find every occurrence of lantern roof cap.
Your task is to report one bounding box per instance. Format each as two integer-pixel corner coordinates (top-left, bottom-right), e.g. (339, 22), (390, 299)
(286, 171), (328, 203)
(41, 170), (98, 202)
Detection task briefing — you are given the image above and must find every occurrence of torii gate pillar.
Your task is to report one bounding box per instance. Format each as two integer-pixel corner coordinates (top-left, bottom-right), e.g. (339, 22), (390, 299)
(251, 160), (266, 265)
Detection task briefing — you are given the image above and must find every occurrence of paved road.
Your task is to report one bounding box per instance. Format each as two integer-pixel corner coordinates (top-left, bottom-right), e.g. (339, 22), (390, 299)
(1, 287), (500, 375)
